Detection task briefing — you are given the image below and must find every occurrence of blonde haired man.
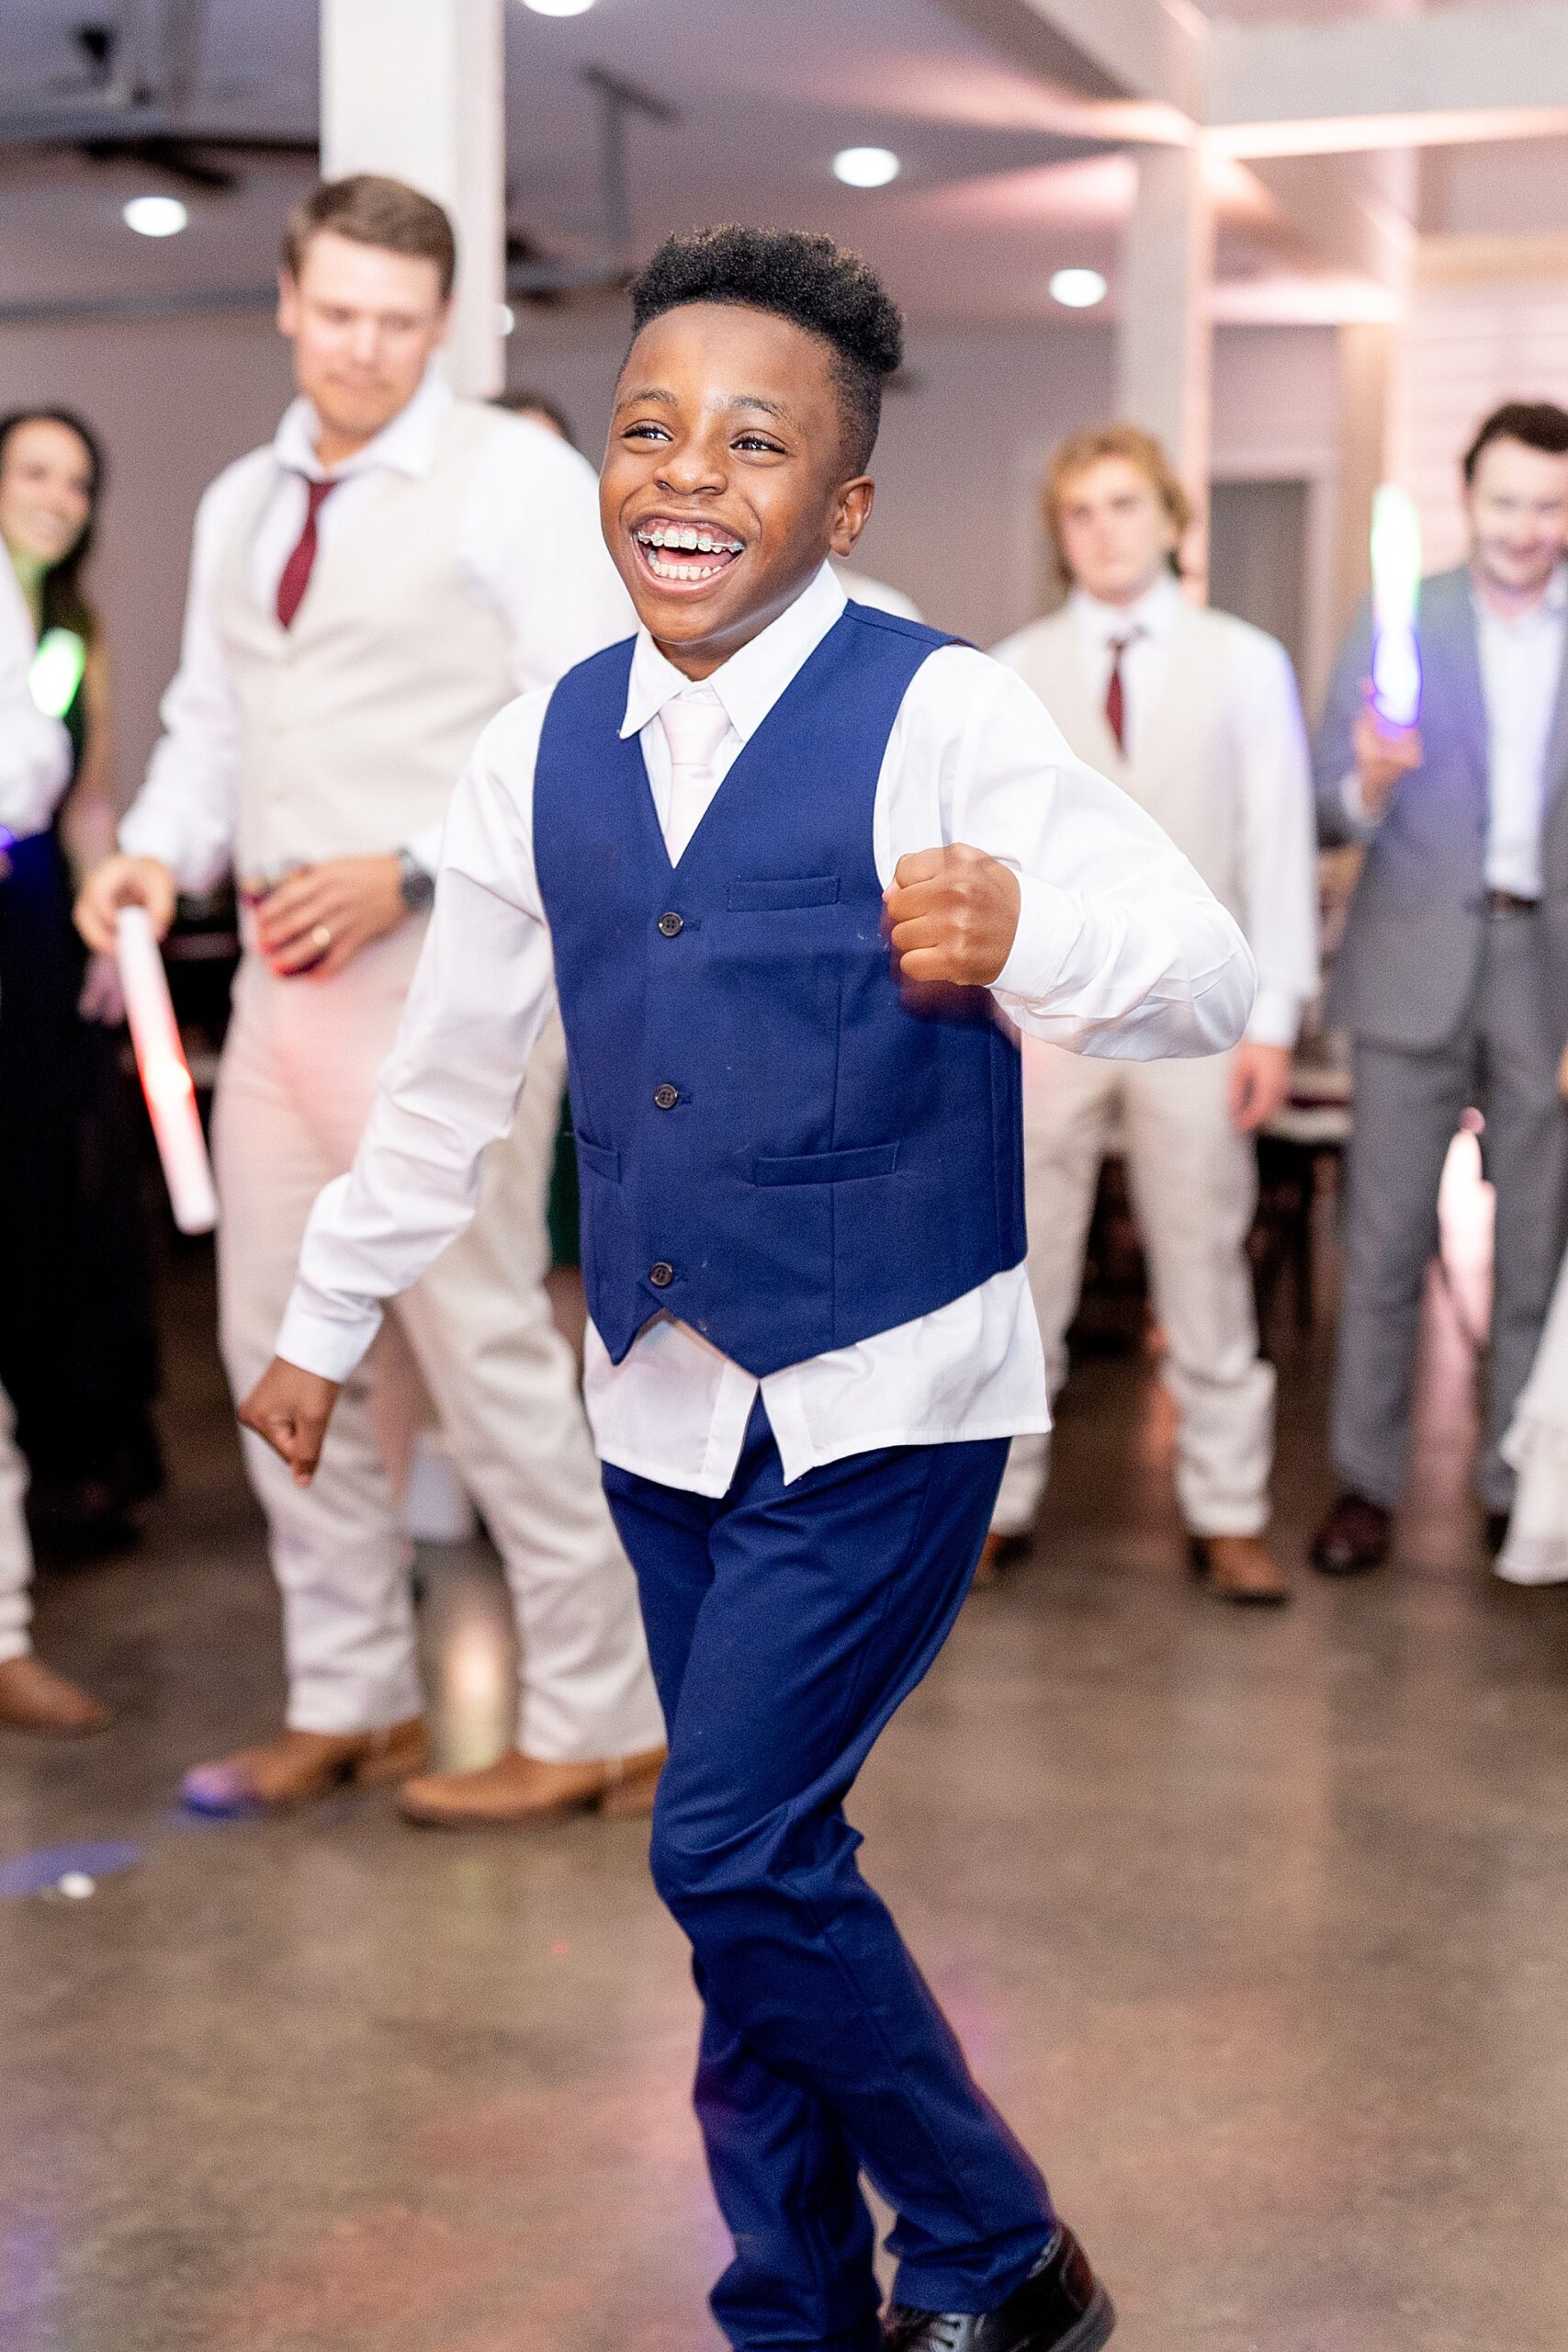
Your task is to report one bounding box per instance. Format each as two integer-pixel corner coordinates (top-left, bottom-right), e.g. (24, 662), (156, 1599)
(988, 424), (1318, 1600)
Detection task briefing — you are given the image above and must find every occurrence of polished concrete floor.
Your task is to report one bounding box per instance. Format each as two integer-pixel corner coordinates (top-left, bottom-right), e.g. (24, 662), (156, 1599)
(6, 1161), (1568, 2351)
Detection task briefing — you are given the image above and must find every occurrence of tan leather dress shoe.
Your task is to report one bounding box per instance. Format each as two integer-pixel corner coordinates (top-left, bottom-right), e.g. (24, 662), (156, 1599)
(181, 1717), (427, 1817)
(0, 1654), (109, 1736)
(1190, 1533), (1292, 1606)
(398, 1743), (667, 1828)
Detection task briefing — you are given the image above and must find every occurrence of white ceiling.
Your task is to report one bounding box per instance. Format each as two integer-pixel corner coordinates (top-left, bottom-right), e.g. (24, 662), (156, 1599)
(0, 0), (1542, 334)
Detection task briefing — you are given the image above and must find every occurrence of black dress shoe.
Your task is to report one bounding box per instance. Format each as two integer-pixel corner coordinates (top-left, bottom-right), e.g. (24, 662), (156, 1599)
(883, 2226), (1114, 2351)
(1309, 1491), (1392, 1577)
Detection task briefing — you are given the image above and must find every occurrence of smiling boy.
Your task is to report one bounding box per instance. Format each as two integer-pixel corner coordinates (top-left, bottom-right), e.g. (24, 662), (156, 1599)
(240, 228), (1255, 2352)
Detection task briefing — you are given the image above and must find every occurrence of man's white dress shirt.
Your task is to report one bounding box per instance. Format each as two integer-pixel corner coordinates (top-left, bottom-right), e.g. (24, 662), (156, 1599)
(0, 553), (70, 842)
(1475, 565), (1568, 899)
(277, 562), (1256, 1498)
(1344, 564), (1568, 897)
(1068, 573), (1318, 1048)
(119, 366), (632, 890)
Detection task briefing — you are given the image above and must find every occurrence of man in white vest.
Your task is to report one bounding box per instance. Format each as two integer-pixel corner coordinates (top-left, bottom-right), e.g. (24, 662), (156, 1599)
(987, 424), (1319, 1601)
(77, 175), (664, 1819)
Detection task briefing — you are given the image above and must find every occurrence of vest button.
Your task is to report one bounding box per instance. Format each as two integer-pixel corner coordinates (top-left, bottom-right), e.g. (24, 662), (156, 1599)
(657, 911), (684, 938)
(652, 1083), (680, 1111)
(649, 1261), (675, 1289)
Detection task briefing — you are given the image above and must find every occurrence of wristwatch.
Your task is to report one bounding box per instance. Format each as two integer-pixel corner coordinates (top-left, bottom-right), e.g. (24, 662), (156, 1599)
(396, 845), (436, 912)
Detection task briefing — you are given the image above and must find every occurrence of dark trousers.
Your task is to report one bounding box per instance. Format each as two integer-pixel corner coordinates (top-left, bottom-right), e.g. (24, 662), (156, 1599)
(0, 827), (160, 1500)
(604, 1403), (1055, 2352)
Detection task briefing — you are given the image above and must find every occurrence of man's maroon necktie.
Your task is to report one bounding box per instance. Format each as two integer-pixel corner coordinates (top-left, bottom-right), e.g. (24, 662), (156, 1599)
(1104, 633), (1137, 752)
(275, 475), (338, 629)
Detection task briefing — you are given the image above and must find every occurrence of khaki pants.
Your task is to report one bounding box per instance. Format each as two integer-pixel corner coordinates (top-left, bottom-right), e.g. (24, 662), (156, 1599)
(0, 1382), (31, 1667)
(212, 932), (664, 1760)
(993, 1041), (1274, 1540)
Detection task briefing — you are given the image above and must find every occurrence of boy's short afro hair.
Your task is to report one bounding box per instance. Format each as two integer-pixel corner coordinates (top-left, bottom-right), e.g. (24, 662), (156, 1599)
(627, 225), (904, 474)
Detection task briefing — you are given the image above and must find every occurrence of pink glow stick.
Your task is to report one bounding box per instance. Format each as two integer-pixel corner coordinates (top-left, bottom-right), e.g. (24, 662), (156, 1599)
(116, 906), (218, 1235)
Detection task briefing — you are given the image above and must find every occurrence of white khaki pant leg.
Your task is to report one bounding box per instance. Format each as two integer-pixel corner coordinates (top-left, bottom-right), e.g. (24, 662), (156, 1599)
(0, 1381), (34, 1666)
(1120, 1053), (1274, 1538)
(212, 951), (420, 1736)
(395, 1013), (666, 1765)
(992, 1043), (1121, 1537)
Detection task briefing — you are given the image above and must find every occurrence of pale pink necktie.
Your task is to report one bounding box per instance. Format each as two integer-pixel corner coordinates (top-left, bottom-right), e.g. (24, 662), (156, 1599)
(659, 691), (733, 863)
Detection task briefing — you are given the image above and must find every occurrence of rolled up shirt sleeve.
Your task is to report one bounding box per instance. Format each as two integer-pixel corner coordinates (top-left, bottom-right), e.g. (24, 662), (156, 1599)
(276, 692), (559, 1382)
(0, 557), (70, 841)
(886, 649), (1256, 1058)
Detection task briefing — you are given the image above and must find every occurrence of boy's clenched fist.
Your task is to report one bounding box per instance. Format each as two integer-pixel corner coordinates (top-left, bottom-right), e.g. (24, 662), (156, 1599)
(884, 842), (1021, 988)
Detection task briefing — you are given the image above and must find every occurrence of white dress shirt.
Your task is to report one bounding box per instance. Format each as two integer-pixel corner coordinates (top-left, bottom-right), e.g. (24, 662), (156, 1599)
(277, 562), (1255, 1497)
(1476, 565), (1568, 898)
(1069, 572), (1318, 1048)
(119, 366), (633, 891)
(0, 553), (71, 843)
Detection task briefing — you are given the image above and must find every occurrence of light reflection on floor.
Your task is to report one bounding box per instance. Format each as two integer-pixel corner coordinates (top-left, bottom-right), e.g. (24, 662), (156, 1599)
(417, 1543), (520, 1774)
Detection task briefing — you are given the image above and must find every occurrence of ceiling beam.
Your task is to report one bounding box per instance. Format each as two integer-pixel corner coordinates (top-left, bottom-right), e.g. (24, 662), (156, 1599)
(1011, 0), (1204, 115)
(953, 0), (1568, 301)
(1242, 153), (1416, 293)
(981, 0), (1568, 155)
(1208, 5), (1568, 157)
(935, 0), (1124, 99)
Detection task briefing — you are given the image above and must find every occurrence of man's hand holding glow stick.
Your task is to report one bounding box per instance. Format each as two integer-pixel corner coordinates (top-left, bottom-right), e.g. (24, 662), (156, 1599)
(115, 905), (219, 1235)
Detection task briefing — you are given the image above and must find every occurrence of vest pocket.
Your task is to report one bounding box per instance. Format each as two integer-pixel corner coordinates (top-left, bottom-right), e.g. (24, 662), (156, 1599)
(750, 1142), (898, 1186)
(726, 876), (840, 913)
(574, 1135), (622, 1182)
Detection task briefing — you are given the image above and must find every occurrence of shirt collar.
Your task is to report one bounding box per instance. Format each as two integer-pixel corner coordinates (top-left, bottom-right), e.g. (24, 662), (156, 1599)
(1069, 570), (1182, 651)
(621, 560), (849, 742)
(272, 362), (454, 484)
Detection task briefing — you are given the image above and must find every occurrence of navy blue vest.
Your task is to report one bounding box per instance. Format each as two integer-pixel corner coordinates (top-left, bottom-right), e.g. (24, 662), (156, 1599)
(532, 601), (1027, 1378)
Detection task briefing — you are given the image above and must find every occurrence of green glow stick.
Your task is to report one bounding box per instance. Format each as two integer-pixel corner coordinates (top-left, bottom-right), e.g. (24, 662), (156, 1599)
(29, 626), (87, 720)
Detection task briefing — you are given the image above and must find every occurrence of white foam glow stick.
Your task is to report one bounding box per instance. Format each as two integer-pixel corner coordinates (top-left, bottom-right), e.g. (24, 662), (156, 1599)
(116, 906), (218, 1235)
(1370, 482), (1423, 729)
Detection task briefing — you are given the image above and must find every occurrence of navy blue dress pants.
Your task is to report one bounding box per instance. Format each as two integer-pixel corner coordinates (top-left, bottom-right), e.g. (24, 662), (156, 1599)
(603, 1401), (1056, 2352)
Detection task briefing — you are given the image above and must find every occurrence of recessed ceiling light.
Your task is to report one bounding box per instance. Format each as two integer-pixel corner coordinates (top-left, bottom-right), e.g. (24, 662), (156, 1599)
(833, 146), (901, 189)
(123, 194), (188, 238)
(1050, 267), (1108, 310)
(522, 0), (596, 15)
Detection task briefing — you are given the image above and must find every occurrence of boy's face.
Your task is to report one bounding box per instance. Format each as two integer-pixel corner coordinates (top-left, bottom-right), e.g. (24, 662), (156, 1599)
(603, 300), (874, 678)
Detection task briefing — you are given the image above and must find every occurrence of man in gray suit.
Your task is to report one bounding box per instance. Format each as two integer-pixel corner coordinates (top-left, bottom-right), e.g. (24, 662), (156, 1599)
(1314, 401), (1568, 1574)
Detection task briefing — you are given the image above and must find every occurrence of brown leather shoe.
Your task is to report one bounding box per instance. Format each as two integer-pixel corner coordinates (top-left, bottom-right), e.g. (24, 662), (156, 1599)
(1310, 1491), (1392, 1577)
(398, 1743), (667, 1828)
(1190, 1533), (1292, 1606)
(0, 1653), (109, 1736)
(181, 1717), (427, 1817)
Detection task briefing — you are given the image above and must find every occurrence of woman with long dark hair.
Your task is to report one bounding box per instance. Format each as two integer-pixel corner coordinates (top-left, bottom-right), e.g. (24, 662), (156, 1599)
(0, 407), (162, 1564)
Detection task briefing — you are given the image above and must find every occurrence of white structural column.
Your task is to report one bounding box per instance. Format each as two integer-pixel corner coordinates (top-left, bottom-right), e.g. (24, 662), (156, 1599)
(320, 0), (506, 399)
(1116, 142), (1215, 586)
